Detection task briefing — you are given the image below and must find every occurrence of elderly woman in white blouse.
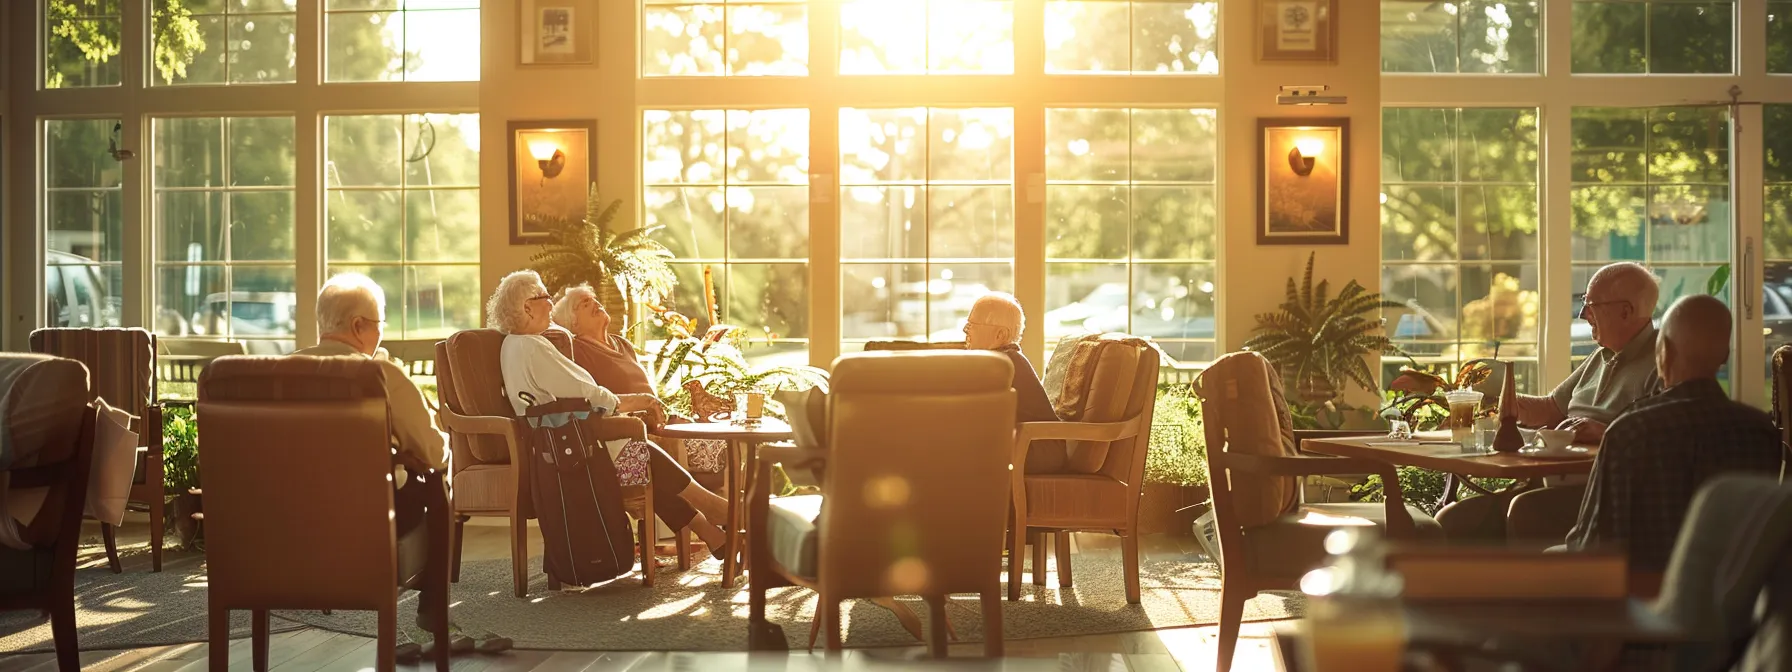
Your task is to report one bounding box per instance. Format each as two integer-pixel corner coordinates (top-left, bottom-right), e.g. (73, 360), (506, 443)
(487, 270), (731, 559)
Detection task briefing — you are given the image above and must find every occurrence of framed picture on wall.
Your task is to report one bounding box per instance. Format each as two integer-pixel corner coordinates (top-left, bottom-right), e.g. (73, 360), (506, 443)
(1256, 0), (1336, 62)
(1257, 117), (1350, 245)
(508, 119), (597, 245)
(520, 0), (595, 65)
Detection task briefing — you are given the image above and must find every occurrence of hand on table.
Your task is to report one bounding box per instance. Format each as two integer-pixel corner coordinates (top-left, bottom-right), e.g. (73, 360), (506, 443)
(1554, 417), (1607, 445)
(616, 394), (668, 429)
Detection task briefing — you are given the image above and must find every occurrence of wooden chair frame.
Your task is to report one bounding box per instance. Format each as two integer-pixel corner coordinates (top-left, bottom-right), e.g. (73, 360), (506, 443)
(0, 406), (99, 672)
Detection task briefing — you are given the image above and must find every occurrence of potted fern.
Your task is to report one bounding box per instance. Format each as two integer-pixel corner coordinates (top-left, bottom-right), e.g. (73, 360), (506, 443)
(1242, 252), (1407, 404)
(529, 184), (676, 333)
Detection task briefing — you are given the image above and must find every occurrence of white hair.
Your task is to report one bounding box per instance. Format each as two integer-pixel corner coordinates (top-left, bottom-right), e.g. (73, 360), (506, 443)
(971, 292), (1025, 345)
(487, 270), (546, 334)
(316, 273), (385, 336)
(551, 284), (597, 330)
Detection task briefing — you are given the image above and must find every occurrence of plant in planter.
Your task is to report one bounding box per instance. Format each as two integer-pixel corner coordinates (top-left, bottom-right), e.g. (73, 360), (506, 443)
(1242, 252), (1407, 427)
(161, 405), (203, 549)
(1140, 386), (1209, 535)
(529, 184), (677, 334)
(1380, 360), (1495, 430)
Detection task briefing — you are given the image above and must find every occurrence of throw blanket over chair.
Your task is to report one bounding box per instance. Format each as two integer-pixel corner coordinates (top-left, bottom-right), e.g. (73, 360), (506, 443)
(0, 354), (98, 672)
(29, 327), (164, 573)
(199, 356), (451, 672)
(1007, 333), (1161, 603)
(1195, 350), (1441, 672)
(435, 329), (666, 597)
(748, 351), (1015, 657)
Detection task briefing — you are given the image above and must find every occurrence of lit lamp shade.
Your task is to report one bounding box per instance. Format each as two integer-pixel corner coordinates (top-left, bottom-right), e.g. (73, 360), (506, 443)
(527, 138), (566, 178)
(1288, 137), (1323, 177)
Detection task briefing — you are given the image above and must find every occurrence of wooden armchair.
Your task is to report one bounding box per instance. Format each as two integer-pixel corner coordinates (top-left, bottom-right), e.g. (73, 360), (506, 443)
(199, 356), (450, 672)
(1006, 334), (1160, 604)
(1196, 351), (1440, 672)
(748, 351), (1015, 657)
(435, 329), (666, 597)
(31, 327), (166, 573)
(0, 354), (99, 672)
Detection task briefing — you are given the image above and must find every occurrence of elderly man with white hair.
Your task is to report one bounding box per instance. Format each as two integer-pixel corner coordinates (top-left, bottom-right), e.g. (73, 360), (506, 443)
(291, 273), (509, 658)
(964, 292), (1068, 473)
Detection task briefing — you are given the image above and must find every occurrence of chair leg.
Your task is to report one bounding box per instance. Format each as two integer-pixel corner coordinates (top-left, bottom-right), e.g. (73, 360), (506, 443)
(807, 613), (822, 651)
(100, 523), (122, 574)
(208, 608), (230, 672)
(822, 598), (844, 652)
(450, 515), (467, 583)
(638, 516), (655, 588)
(1216, 583), (1250, 672)
(1030, 531), (1048, 586)
(430, 585), (451, 672)
(981, 588), (1003, 658)
(1121, 530), (1142, 605)
(926, 595), (949, 658)
(510, 512), (528, 598)
(1006, 510), (1024, 601)
(376, 606), (397, 672)
(51, 590), (79, 671)
(675, 528), (691, 571)
(148, 495), (166, 573)
(1054, 533), (1074, 588)
(252, 609), (270, 671)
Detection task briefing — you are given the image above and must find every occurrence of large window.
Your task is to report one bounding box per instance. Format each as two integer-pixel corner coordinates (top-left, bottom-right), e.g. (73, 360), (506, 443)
(151, 0), (298, 85)
(1569, 107), (1731, 367)
(152, 117), (298, 354)
(840, 107), (1015, 348)
(1773, 3), (1792, 73)
(1764, 105), (1792, 395)
(1380, 108), (1541, 390)
(642, 0), (809, 76)
(325, 114), (482, 340)
(1045, 108), (1219, 364)
(44, 119), (124, 329)
(1044, 1), (1220, 74)
(1380, 1), (1539, 73)
(1571, 0), (1733, 73)
(324, 0), (481, 82)
(644, 109), (811, 365)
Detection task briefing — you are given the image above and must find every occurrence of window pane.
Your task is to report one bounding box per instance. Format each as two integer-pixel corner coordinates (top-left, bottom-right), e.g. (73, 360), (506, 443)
(841, 0), (1011, 74)
(402, 265), (481, 339)
(1383, 1), (1538, 73)
(46, 0), (122, 88)
(155, 117), (225, 189)
(728, 263), (810, 339)
(227, 13), (299, 83)
(1047, 1), (1217, 74)
(231, 192), (296, 261)
(727, 4), (809, 76)
(1460, 1), (1539, 73)
(405, 189), (481, 263)
(45, 119), (122, 191)
(405, 114), (480, 187)
(840, 186), (926, 260)
(1045, 1), (1128, 73)
(930, 109), (1014, 182)
(1382, 108), (1456, 183)
(728, 187), (809, 259)
(643, 5), (725, 76)
(325, 11), (404, 81)
(1132, 2), (1218, 74)
(151, 13), (226, 85)
(229, 117), (297, 186)
(1047, 185), (1128, 260)
(1459, 108), (1538, 183)
(1046, 262), (1128, 340)
(1571, 2), (1646, 73)
(646, 186), (726, 260)
(1765, 106), (1792, 405)
(1648, 3), (1731, 73)
(840, 108), (927, 183)
(1046, 108), (1130, 182)
(1134, 185), (1216, 259)
(1772, 3), (1792, 73)
(327, 115), (404, 187)
(48, 189), (123, 264)
(327, 190), (404, 262)
(1572, 1), (1732, 74)
(404, 8), (481, 81)
(1382, 185), (1458, 263)
(930, 186), (1014, 258)
(326, 5), (479, 82)
(1381, 1), (1456, 73)
(1132, 109), (1217, 182)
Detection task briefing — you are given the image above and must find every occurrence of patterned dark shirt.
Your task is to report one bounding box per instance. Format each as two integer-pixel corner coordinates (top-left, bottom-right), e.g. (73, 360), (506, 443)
(1566, 378), (1784, 572)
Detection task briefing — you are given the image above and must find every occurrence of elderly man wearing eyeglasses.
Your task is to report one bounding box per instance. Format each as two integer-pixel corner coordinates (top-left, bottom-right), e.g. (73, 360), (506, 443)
(1511, 261), (1664, 446)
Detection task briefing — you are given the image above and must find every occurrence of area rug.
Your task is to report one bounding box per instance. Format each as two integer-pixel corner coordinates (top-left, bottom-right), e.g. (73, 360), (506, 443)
(0, 541), (1301, 653)
(0, 541), (303, 654)
(277, 548), (1302, 651)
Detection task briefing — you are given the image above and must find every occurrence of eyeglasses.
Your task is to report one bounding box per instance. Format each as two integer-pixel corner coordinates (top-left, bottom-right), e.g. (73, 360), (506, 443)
(528, 293), (552, 303)
(1574, 293), (1629, 318)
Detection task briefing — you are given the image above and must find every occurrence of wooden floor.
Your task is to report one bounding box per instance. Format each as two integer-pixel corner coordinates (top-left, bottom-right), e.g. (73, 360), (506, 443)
(0, 522), (1292, 672)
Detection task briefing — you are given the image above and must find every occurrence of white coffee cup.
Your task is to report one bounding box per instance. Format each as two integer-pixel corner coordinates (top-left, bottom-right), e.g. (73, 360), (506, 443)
(1537, 428), (1575, 451)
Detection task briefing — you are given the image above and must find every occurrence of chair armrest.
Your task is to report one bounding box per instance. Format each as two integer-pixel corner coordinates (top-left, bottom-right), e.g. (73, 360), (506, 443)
(437, 406), (518, 437)
(758, 444), (829, 470)
(1293, 429), (1383, 444)
(583, 415), (649, 443)
(1011, 417), (1144, 467)
(1211, 452), (1418, 539)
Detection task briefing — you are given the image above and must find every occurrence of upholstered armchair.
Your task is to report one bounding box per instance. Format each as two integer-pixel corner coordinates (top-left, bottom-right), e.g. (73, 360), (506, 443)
(198, 356), (450, 672)
(0, 353), (99, 672)
(1006, 334), (1160, 604)
(1196, 350), (1441, 672)
(434, 329), (668, 597)
(748, 351), (1014, 657)
(30, 327), (165, 573)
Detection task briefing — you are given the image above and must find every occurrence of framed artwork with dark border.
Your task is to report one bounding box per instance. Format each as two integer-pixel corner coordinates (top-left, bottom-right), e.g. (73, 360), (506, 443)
(1257, 117), (1350, 245)
(1256, 0), (1337, 62)
(520, 0), (596, 65)
(508, 119), (597, 245)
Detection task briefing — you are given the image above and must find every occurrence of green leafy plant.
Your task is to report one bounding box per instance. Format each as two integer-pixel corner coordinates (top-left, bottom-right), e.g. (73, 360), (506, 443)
(529, 185), (677, 330)
(1146, 387), (1208, 487)
(162, 405), (200, 497)
(1242, 252), (1407, 403)
(647, 320), (828, 419)
(1351, 467), (1515, 516)
(1379, 360), (1495, 430)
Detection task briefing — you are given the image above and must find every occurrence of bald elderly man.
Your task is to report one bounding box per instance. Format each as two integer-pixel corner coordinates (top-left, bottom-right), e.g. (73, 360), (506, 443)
(1512, 262), (1665, 445)
(1559, 295), (1782, 573)
(963, 292), (1069, 473)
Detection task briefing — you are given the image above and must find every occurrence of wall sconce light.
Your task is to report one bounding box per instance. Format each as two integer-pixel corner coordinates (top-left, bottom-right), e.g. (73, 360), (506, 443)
(527, 138), (565, 179)
(1288, 137), (1323, 176)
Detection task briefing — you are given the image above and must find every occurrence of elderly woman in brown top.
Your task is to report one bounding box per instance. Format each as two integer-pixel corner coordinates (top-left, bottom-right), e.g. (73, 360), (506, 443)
(549, 284), (656, 395)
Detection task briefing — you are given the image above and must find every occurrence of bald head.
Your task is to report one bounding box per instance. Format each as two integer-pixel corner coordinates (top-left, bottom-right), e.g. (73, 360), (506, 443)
(1656, 294), (1731, 387)
(1584, 262), (1660, 350)
(965, 292), (1024, 350)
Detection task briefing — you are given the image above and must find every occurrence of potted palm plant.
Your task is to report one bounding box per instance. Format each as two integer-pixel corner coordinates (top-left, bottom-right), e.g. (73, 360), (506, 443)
(529, 184), (677, 333)
(1242, 252), (1407, 404)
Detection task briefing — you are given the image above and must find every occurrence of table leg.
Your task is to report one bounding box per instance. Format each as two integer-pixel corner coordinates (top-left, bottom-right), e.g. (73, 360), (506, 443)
(740, 441), (760, 578)
(1439, 473), (1463, 511)
(723, 439), (742, 589)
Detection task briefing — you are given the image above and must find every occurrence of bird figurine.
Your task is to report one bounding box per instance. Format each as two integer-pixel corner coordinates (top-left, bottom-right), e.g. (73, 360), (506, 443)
(684, 379), (733, 422)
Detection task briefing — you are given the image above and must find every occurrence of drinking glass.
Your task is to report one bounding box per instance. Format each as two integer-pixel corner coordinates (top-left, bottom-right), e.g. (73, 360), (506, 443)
(1444, 389), (1484, 446)
(1386, 420), (1412, 441)
(733, 389), (765, 427)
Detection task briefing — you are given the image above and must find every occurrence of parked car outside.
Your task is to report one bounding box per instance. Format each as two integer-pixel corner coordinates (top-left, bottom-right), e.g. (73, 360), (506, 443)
(45, 250), (118, 328)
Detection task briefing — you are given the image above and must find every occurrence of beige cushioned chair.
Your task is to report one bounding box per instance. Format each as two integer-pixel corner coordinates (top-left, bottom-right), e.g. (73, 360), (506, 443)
(199, 356), (451, 672)
(1195, 350), (1441, 672)
(748, 351), (1014, 657)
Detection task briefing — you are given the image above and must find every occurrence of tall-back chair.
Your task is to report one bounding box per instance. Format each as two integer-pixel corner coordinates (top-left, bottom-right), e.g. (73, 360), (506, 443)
(199, 357), (450, 672)
(30, 327), (165, 572)
(1006, 334), (1160, 603)
(749, 351), (1015, 657)
(0, 353), (98, 672)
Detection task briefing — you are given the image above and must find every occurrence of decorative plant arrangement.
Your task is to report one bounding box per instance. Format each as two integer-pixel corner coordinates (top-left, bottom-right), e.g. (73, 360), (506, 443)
(162, 405), (203, 548)
(644, 266), (828, 421)
(529, 184), (677, 331)
(1243, 252), (1407, 402)
(1141, 386), (1210, 535)
(1380, 360), (1496, 431)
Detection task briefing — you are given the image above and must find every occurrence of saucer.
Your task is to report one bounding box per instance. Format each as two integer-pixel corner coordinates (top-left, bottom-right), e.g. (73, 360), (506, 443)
(1518, 445), (1591, 460)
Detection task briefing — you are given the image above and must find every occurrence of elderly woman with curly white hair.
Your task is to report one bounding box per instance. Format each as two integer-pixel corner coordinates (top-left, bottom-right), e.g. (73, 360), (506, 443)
(487, 270), (732, 560)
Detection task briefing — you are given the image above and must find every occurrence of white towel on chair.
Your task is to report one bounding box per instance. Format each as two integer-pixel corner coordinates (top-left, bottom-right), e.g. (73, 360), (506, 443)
(86, 399), (139, 527)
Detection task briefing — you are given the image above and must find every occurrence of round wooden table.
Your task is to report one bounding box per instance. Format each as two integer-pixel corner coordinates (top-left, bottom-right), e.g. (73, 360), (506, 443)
(655, 419), (793, 588)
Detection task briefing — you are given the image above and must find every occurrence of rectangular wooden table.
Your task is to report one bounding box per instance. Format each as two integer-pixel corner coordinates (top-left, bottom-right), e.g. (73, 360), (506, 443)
(1301, 430), (1598, 506)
